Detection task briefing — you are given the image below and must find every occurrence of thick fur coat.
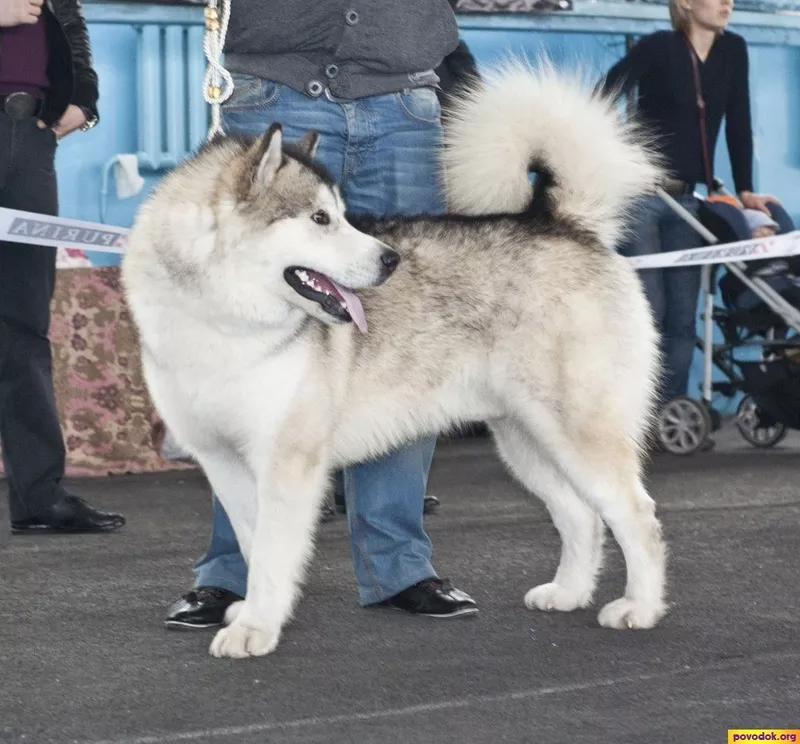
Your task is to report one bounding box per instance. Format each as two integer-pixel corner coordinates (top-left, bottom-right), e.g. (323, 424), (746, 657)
(122, 62), (667, 659)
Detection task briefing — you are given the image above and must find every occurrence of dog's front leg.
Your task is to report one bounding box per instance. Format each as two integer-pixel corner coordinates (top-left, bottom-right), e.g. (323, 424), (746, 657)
(209, 441), (329, 659)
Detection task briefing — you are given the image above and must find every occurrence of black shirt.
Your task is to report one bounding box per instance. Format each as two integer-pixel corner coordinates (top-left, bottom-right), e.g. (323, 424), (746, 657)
(600, 30), (753, 194)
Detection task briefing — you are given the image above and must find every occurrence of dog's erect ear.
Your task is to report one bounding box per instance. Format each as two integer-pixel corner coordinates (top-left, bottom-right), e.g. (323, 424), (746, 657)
(250, 123), (283, 190)
(295, 130), (320, 159)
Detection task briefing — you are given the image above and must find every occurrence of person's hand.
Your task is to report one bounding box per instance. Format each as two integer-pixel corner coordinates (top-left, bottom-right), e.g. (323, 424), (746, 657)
(739, 190), (781, 216)
(37, 104), (87, 139)
(0, 0), (43, 27)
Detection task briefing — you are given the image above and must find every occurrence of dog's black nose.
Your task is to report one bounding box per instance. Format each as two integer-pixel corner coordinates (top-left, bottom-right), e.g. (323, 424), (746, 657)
(381, 249), (401, 274)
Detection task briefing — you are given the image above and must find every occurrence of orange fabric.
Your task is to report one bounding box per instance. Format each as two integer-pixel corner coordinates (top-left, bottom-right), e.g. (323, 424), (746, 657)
(707, 193), (743, 209)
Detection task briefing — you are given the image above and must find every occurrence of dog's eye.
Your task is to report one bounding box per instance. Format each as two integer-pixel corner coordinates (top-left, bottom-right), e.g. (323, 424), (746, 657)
(311, 210), (330, 226)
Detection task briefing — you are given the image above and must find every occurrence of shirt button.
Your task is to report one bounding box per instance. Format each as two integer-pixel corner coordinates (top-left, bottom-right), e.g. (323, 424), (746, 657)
(306, 80), (324, 97)
(345, 9), (359, 25)
(325, 64), (339, 79)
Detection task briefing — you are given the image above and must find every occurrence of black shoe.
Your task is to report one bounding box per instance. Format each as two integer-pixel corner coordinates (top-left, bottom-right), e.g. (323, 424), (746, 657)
(11, 493), (126, 534)
(334, 494), (440, 516)
(165, 587), (243, 630)
(385, 578), (478, 618)
(333, 470), (346, 513)
(423, 495), (440, 514)
(320, 501), (336, 523)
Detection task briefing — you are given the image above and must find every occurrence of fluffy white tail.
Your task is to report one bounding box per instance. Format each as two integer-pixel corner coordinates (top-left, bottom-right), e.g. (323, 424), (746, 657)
(440, 59), (663, 249)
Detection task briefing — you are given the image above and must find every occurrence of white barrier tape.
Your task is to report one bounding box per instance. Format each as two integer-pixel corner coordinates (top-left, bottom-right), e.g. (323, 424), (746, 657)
(627, 230), (800, 270)
(0, 207), (128, 254)
(1, 207), (798, 271)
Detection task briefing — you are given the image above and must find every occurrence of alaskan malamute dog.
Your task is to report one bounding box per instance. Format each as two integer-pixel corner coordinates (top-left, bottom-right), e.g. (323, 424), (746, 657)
(122, 62), (667, 659)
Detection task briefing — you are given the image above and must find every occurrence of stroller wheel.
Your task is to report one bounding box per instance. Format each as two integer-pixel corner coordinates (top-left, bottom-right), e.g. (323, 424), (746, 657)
(735, 394), (788, 448)
(657, 396), (713, 455)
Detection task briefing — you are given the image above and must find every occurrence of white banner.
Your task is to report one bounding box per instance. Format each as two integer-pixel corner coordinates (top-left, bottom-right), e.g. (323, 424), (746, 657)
(1, 207), (799, 271)
(0, 207), (128, 254)
(627, 230), (800, 270)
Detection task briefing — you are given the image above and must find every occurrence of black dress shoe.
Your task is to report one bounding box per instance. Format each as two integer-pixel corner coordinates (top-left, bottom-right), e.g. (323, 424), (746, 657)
(385, 578), (478, 618)
(333, 493), (441, 515)
(11, 494), (126, 534)
(423, 495), (440, 514)
(320, 501), (336, 523)
(165, 587), (243, 629)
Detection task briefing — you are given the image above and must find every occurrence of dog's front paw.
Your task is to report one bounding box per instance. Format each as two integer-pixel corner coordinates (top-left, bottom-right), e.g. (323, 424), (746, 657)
(524, 582), (592, 612)
(597, 597), (666, 630)
(209, 622), (279, 659)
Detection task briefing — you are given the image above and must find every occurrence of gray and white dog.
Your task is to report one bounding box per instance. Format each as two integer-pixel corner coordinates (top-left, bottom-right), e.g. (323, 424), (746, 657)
(122, 61), (667, 659)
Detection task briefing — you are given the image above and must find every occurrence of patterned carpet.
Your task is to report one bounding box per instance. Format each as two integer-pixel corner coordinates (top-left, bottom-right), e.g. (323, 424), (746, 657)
(0, 267), (194, 477)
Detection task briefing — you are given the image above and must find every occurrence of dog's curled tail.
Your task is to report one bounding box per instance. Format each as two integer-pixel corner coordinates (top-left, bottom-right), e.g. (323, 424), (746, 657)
(440, 58), (663, 249)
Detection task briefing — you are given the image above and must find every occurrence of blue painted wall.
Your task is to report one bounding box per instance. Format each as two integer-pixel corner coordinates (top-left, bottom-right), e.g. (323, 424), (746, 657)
(53, 4), (800, 407)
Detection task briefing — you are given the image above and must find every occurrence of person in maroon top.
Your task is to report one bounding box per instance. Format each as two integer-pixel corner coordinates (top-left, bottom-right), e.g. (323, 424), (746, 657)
(598, 0), (779, 409)
(0, 0), (125, 533)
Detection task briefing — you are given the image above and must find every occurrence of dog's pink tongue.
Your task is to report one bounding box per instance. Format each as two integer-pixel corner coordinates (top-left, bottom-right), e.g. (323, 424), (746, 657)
(332, 281), (368, 334)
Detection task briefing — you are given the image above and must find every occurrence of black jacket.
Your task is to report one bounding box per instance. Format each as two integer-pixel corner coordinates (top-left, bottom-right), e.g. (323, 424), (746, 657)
(599, 30), (753, 194)
(40, 0), (99, 125)
(434, 39), (480, 108)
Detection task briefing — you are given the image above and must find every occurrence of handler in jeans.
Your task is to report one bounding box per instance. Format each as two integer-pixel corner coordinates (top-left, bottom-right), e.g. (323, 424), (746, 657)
(166, 0), (478, 627)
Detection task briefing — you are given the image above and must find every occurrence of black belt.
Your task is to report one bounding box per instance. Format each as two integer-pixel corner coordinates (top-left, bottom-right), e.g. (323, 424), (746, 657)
(1, 92), (44, 119)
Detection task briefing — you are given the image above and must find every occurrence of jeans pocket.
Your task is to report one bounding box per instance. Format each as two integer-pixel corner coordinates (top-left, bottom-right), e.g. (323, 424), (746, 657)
(395, 87), (442, 125)
(223, 75), (281, 112)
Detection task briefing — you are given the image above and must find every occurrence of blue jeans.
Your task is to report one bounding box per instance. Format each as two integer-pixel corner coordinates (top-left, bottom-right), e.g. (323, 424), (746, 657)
(618, 195), (704, 401)
(193, 79), (443, 605)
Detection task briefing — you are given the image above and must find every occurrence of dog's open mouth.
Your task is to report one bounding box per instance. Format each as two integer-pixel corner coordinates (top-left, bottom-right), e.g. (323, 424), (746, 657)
(284, 267), (368, 333)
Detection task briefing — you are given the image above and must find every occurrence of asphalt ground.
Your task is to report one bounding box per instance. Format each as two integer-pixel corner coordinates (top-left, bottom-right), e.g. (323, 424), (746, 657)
(2, 425), (799, 744)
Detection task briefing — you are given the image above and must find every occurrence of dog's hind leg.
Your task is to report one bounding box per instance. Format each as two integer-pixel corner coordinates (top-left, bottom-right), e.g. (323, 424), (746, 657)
(209, 439), (330, 659)
(491, 419), (605, 613)
(542, 428), (667, 630)
(590, 476), (667, 631)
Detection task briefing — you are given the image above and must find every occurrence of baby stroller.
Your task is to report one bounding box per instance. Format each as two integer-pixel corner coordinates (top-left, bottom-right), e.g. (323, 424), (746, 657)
(648, 184), (800, 455)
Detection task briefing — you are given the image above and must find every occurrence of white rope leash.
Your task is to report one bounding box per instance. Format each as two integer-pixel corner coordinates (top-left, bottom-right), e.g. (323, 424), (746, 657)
(202, 0), (233, 140)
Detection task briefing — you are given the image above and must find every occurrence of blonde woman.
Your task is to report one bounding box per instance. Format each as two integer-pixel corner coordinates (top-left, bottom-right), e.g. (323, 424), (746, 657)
(599, 0), (778, 405)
